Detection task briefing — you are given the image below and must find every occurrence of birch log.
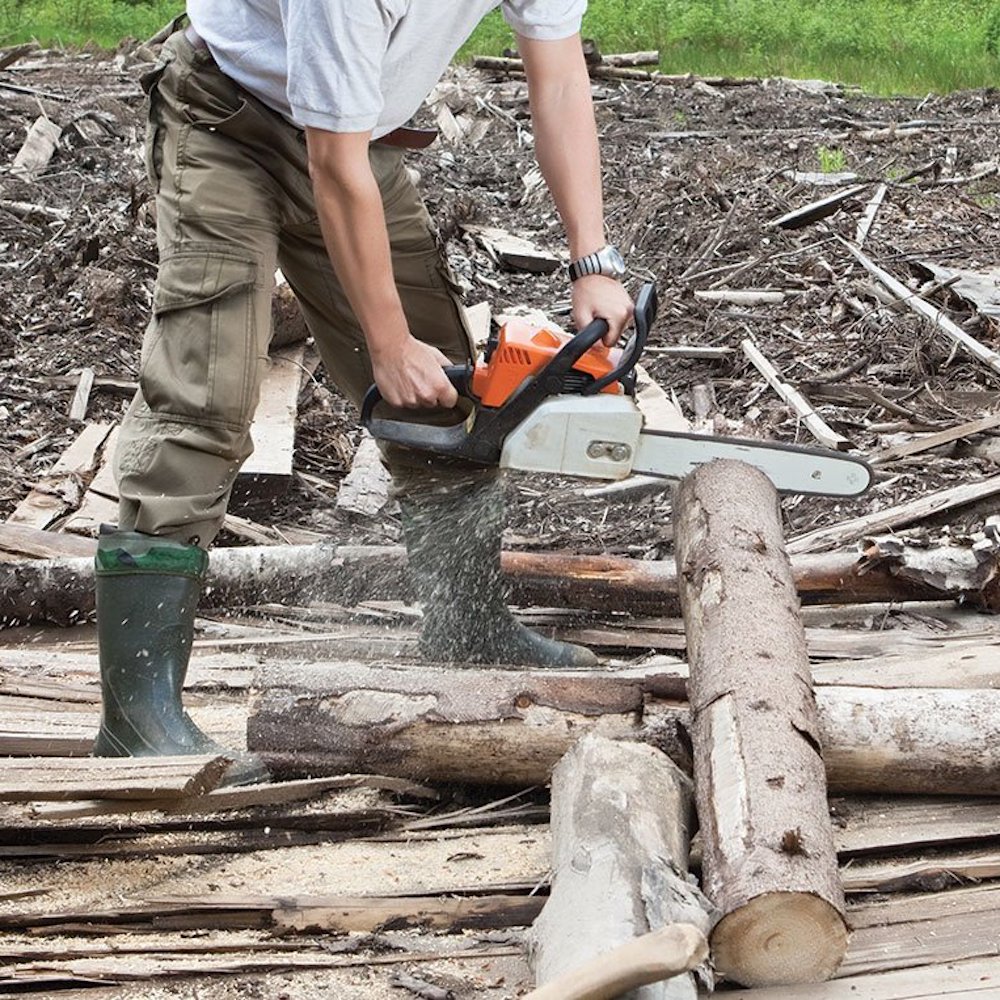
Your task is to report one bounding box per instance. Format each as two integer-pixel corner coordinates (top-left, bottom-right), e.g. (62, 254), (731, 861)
(673, 460), (847, 986)
(527, 736), (713, 1000)
(3, 537), (999, 626)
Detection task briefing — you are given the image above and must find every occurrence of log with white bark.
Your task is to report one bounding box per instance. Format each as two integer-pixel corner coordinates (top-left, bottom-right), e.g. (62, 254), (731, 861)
(3, 533), (998, 626)
(526, 736), (713, 1000)
(247, 660), (1000, 796)
(673, 459), (846, 987)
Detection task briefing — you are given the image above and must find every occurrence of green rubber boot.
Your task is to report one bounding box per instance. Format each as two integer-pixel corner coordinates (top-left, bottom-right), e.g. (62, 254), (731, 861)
(399, 478), (598, 668)
(92, 529), (269, 786)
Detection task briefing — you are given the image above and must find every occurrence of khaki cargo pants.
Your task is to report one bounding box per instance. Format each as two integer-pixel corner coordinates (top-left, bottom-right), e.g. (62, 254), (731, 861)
(115, 26), (481, 547)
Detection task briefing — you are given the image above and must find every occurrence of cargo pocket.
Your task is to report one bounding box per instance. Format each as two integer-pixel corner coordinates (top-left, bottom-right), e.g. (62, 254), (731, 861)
(140, 249), (259, 430)
(393, 248), (475, 363)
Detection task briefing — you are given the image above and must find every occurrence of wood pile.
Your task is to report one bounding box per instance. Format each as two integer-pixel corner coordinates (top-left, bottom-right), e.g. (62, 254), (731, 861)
(2, 32), (1000, 1000)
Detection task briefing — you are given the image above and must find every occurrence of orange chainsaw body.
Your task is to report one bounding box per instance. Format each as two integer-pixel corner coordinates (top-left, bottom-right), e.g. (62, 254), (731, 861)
(470, 317), (624, 408)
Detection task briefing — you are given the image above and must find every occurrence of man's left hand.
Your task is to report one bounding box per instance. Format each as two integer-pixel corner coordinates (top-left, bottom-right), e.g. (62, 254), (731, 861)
(571, 275), (634, 346)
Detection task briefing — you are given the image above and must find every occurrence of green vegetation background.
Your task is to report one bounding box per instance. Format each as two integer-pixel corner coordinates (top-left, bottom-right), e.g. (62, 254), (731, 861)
(1, 0), (999, 95)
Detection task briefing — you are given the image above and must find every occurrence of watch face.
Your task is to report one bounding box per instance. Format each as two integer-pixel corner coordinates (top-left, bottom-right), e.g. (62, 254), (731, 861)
(601, 245), (626, 276)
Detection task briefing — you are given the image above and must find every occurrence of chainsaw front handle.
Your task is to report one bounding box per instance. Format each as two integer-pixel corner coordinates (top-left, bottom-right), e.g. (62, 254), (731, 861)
(360, 284), (656, 463)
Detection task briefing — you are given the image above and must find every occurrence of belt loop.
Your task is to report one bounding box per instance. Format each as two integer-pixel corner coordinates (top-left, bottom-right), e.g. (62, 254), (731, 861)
(184, 24), (209, 51)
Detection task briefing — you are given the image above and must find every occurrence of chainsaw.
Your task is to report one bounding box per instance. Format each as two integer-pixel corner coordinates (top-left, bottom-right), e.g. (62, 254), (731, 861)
(361, 283), (872, 497)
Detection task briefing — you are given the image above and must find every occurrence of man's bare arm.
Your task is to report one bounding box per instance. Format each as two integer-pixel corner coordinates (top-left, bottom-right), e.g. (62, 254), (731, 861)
(519, 34), (633, 343)
(305, 127), (457, 409)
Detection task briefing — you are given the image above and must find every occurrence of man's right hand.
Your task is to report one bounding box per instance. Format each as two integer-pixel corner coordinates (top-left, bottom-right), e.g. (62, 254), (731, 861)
(371, 335), (460, 410)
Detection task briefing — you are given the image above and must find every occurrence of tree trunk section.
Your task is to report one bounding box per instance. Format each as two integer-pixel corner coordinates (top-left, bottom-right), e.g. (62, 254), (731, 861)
(673, 460), (847, 987)
(249, 661), (1000, 797)
(527, 736), (713, 1000)
(3, 538), (998, 626)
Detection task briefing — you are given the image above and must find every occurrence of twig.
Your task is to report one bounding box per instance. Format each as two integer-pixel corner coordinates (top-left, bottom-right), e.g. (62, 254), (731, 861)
(741, 339), (853, 451)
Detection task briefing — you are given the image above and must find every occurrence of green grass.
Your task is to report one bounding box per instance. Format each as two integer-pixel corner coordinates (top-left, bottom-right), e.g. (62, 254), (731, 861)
(2, 0), (998, 95)
(817, 146), (848, 174)
(0, 0), (178, 48)
(465, 0), (1000, 95)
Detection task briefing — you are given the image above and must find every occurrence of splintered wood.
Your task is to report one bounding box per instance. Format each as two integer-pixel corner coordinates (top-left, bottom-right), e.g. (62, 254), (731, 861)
(527, 736), (712, 1000)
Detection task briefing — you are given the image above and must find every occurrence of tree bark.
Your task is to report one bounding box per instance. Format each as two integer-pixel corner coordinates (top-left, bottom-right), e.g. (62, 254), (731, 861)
(526, 736), (713, 1000)
(673, 460), (847, 987)
(3, 536), (998, 626)
(249, 661), (1000, 796)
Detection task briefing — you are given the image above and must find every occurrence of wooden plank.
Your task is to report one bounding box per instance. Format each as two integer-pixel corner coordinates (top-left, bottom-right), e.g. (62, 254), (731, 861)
(719, 955), (1000, 998)
(11, 115), (61, 181)
(870, 411), (1000, 464)
(7, 423), (112, 530)
(773, 183), (870, 229)
(32, 773), (437, 820)
(842, 848), (1000, 894)
(235, 343), (306, 500)
(788, 473), (1000, 554)
(335, 433), (390, 518)
(0, 755), (233, 801)
(841, 885), (1000, 978)
(0, 523), (97, 559)
(834, 796), (1000, 856)
(0, 943), (521, 986)
(0, 693), (97, 756)
(67, 367), (95, 423)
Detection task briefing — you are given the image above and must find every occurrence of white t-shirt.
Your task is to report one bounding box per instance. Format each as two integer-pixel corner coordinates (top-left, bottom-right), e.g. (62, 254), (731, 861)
(186, 1), (586, 138)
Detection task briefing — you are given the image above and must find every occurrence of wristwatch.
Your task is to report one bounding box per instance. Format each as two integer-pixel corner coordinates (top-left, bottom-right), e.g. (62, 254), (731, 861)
(567, 244), (626, 282)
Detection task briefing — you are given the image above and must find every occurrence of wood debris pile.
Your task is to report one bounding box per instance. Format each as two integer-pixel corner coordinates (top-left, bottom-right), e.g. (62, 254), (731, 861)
(1, 36), (1000, 1000)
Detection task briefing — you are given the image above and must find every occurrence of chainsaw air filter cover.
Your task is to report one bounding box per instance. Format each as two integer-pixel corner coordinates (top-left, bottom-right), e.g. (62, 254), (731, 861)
(471, 318), (624, 407)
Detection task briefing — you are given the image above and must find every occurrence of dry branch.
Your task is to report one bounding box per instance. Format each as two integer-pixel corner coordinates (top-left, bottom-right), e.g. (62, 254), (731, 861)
(742, 340), (852, 450)
(842, 238), (1000, 375)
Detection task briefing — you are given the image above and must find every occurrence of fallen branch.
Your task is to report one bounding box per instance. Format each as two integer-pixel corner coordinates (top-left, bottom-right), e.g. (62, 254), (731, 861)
(742, 339), (853, 451)
(4, 532), (999, 625)
(842, 238), (1000, 376)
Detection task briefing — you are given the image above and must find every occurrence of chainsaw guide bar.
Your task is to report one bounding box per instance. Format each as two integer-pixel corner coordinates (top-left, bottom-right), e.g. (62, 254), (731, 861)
(362, 283), (872, 499)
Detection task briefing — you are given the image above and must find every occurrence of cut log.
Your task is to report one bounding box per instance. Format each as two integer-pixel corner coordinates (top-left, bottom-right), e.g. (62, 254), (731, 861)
(4, 531), (999, 625)
(527, 736), (713, 1000)
(249, 660), (1000, 796)
(673, 459), (846, 986)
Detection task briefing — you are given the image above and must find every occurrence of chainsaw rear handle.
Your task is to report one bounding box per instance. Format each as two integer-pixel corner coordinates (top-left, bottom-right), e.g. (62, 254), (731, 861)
(360, 283), (657, 464)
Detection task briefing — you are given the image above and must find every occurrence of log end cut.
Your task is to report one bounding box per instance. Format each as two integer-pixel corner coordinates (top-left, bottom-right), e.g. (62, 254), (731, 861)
(711, 891), (848, 987)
